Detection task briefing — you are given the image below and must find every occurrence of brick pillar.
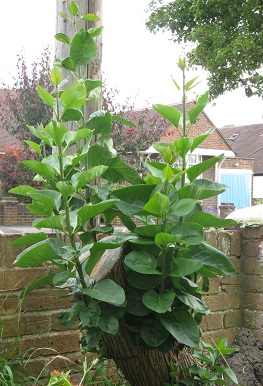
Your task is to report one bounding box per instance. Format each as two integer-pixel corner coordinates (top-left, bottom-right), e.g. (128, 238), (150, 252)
(219, 203), (235, 219)
(0, 197), (19, 225)
(240, 225), (263, 338)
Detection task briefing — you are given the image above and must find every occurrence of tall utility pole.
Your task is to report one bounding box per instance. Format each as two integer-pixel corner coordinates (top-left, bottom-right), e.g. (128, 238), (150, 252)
(56, 0), (103, 121)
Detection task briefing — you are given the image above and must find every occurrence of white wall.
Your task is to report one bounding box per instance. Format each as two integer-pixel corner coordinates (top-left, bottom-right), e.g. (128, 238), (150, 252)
(253, 176), (263, 199)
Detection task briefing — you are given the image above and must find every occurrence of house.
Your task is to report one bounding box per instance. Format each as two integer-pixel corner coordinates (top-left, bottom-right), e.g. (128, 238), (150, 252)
(144, 101), (254, 212)
(219, 124), (263, 202)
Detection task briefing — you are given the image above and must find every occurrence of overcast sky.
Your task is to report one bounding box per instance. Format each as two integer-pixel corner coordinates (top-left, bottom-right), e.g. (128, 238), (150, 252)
(0, 0), (262, 128)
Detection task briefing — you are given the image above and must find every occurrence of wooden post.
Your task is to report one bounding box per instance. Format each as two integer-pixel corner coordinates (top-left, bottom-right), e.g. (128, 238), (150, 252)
(55, 0), (103, 135)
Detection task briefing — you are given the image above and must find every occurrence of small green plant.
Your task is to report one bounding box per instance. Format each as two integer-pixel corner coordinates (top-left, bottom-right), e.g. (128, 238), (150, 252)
(46, 358), (128, 386)
(0, 340), (37, 386)
(47, 369), (72, 386)
(167, 338), (239, 385)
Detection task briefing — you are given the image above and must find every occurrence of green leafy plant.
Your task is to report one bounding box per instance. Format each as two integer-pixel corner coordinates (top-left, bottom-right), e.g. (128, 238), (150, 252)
(108, 58), (237, 353)
(10, 0), (142, 359)
(10, 1), (238, 384)
(167, 338), (239, 385)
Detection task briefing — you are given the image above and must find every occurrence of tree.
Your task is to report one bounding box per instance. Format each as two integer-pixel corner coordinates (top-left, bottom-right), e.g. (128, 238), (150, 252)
(0, 145), (37, 198)
(0, 48), (53, 145)
(102, 84), (170, 173)
(146, 0), (263, 98)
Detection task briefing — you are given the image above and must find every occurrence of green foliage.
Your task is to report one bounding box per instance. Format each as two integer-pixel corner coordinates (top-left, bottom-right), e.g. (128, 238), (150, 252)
(167, 338), (239, 385)
(110, 59), (237, 352)
(11, 1), (237, 383)
(10, 1), (143, 358)
(146, 0), (263, 98)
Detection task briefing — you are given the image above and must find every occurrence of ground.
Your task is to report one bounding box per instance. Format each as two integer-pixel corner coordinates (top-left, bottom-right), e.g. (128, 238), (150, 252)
(226, 329), (263, 386)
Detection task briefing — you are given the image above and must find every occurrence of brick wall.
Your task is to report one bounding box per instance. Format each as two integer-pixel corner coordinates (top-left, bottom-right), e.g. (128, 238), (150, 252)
(0, 227), (262, 376)
(0, 233), (84, 376)
(0, 197), (40, 225)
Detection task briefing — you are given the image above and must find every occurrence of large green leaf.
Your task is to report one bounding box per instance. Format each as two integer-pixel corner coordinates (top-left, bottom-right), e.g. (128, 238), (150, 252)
(142, 290), (175, 313)
(24, 140), (41, 154)
(187, 211), (236, 227)
(170, 198), (198, 216)
(88, 135), (117, 162)
(61, 108), (83, 122)
(36, 83), (54, 108)
(51, 66), (62, 86)
(54, 33), (70, 44)
(111, 185), (156, 216)
(85, 79), (102, 92)
(83, 279), (125, 306)
(187, 155), (223, 182)
(61, 57), (77, 72)
(44, 120), (67, 146)
(153, 104), (181, 128)
(135, 225), (164, 238)
(88, 26), (104, 38)
(32, 215), (64, 231)
(22, 160), (56, 180)
(68, 0), (79, 15)
(85, 110), (112, 135)
(188, 91), (209, 124)
(178, 179), (228, 200)
(27, 190), (62, 212)
(79, 300), (101, 327)
(174, 137), (192, 159)
(99, 155), (144, 185)
(56, 181), (75, 198)
(98, 315), (119, 335)
(72, 166), (108, 190)
(175, 292), (209, 313)
(140, 318), (170, 347)
(9, 185), (36, 196)
(125, 270), (160, 290)
(189, 243), (236, 276)
(84, 328), (102, 348)
(60, 80), (87, 109)
(170, 222), (204, 245)
(70, 29), (96, 65)
(169, 258), (203, 277)
(88, 136), (143, 184)
(14, 238), (67, 268)
(126, 287), (151, 316)
(124, 250), (161, 275)
(77, 200), (118, 225)
(159, 311), (200, 347)
(64, 128), (92, 148)
(144, 192), (170, 216)
(12, 233), (47, 248)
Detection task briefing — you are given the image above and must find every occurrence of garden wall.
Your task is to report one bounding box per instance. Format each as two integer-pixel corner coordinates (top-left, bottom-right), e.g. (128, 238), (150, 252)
(0, 226), (262, 376)
(0, 197), (39, 226)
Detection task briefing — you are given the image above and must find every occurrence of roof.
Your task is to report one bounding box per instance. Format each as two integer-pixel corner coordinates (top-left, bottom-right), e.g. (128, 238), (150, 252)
(219, 124), (263, 175)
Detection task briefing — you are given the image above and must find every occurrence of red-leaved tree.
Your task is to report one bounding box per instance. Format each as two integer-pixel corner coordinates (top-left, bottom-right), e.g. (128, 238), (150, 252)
(0, 145), (38, 199)
(0, 47), (53, 144)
